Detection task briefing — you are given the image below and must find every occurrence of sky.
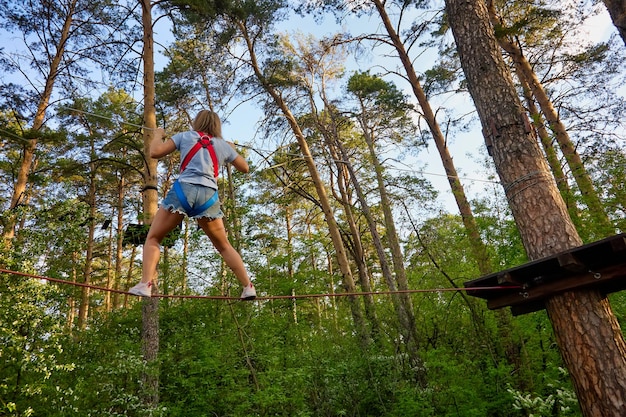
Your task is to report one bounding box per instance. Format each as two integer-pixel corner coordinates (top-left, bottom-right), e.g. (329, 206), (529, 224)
(192, 2), (620, 215)
(0, 1), (622, 215)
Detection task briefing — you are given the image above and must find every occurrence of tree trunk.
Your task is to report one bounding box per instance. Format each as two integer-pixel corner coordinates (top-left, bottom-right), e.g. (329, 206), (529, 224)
(361, 126), (424, 374)
(445, 0), (626, 415)
(67, 253), (78, 332)
(3, 0), (78, 245)
(336, 135), (426, 386)
(77, 156), (97, 330)
(140, 0), (159, 408)
(311, 89), (383, 344)
(105, 214), (113, 312)
(487, 1), (615, 239)
(113, 175), (126, 309)
(371, 0), (492, 276)
(603, 0), (626, 46)
(328, 137), (382, 343)
(519, 75), (582, 230)
(545, 290), (626, 415)
(236, 19), (371, 348)
(371, 0), (510, 379)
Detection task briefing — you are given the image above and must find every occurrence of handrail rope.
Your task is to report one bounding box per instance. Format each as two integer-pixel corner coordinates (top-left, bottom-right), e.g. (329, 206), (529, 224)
(0, 268), (519, 301)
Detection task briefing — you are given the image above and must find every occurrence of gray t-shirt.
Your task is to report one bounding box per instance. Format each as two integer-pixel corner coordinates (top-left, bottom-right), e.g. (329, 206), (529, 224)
(171, 131), (239, 189)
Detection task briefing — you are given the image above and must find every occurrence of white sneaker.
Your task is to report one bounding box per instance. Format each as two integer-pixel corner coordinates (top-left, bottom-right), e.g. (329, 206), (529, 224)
(128, 281), (152, 297)
(240, 282), (256, 300)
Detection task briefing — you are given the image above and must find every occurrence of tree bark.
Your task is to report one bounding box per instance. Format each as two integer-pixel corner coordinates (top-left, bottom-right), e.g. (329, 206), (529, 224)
(486, 1), (615, 239)
(140, 0), (159, 408)
(545, 290), (626, 416)
(444, 0), (626, 415)
(603, 0), (626, 46)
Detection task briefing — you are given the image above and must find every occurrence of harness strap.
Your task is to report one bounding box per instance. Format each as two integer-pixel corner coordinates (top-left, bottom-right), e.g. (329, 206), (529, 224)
(173, 180), (219, 217)
(174, 131), (220, 217)
(180, 132), (219, 178)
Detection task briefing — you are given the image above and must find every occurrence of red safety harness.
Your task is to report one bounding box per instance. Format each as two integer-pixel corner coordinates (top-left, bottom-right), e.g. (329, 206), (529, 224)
(173, 131), (220, 217)
(180, 131), (219, 177)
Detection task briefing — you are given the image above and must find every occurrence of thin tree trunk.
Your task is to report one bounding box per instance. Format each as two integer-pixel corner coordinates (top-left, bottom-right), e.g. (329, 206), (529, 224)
(77, 156), (97, 330)
(67, 254), (78, 332)
(3, 0), (78, 245)
(487, 1), (615, 239)
(140, 0), (159, 408)
(360, 126), (423, 373)
(123, 245), (138, 309)
(519, 75), (582, 230)
(331, 136), (427, 381)
(236, 19), (371, 348)
(113, 175), (126, 309)
(310, 89), (382, 344)
(331, 142), (382, 342)
(371, 0), (492, 276)
(105, 215), (113, 312)
(445, 1), (626, 415)
(371, 0), (502, 379)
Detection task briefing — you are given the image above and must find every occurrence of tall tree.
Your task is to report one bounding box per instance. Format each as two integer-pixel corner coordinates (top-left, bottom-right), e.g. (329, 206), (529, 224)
(281, 34), (386, 343)
(444, 0), (626, 415)
(346, 0), (524, 374)
(140, 0), (160, 408)
(63, 110), (103, 330)
(486, 0), (616, 239)
(364, 0), (493, 277)
(346, 71), (424, 373)
(56, 90), (145, 325)
(0, 0), (133, 246)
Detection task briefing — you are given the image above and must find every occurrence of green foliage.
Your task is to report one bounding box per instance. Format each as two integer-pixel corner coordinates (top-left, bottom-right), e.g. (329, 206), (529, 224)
(592, 149), (626, 233)
(0, 273), (75, 416)
(347, 71), (414, 118)
(508, 367), (579, 416)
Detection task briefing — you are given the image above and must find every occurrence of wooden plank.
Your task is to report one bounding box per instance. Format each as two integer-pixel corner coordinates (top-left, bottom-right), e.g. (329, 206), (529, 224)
(497, 272), (520, 285)
(557, 252), (586, 273)
(464, 234), (626, 311)
(610, 236), (626, 252)
(486, 263), (626, 310)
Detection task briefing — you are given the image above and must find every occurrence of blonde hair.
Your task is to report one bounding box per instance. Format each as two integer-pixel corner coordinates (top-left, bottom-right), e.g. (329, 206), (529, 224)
(192, 110), (222, 137)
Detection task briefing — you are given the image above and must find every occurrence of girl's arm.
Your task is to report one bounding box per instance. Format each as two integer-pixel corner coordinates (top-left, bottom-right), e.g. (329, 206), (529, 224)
(231, 155), (249, 173)
(150, 128), (177, 159)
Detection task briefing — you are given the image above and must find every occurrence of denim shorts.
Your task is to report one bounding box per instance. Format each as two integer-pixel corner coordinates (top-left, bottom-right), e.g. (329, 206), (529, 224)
(161, 182), (223, 220)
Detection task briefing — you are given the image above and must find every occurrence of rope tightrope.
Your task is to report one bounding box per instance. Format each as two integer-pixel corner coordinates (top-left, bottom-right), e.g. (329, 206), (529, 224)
(0, 268), (518, 301)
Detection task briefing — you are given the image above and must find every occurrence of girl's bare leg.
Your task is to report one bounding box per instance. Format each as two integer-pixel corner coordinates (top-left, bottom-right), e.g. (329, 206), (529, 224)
(197, 217), (251, 287)
(141, 207), (185, 284)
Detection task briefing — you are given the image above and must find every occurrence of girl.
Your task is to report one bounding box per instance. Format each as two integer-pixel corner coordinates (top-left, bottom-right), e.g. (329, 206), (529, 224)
(129, 110), (256, 300)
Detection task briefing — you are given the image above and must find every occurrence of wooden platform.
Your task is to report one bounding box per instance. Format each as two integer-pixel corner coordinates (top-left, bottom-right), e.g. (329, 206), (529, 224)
(464, 233), (626, 315)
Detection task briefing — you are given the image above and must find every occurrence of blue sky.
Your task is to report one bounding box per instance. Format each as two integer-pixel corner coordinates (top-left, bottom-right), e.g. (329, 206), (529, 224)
(1, 2), (621, 215)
